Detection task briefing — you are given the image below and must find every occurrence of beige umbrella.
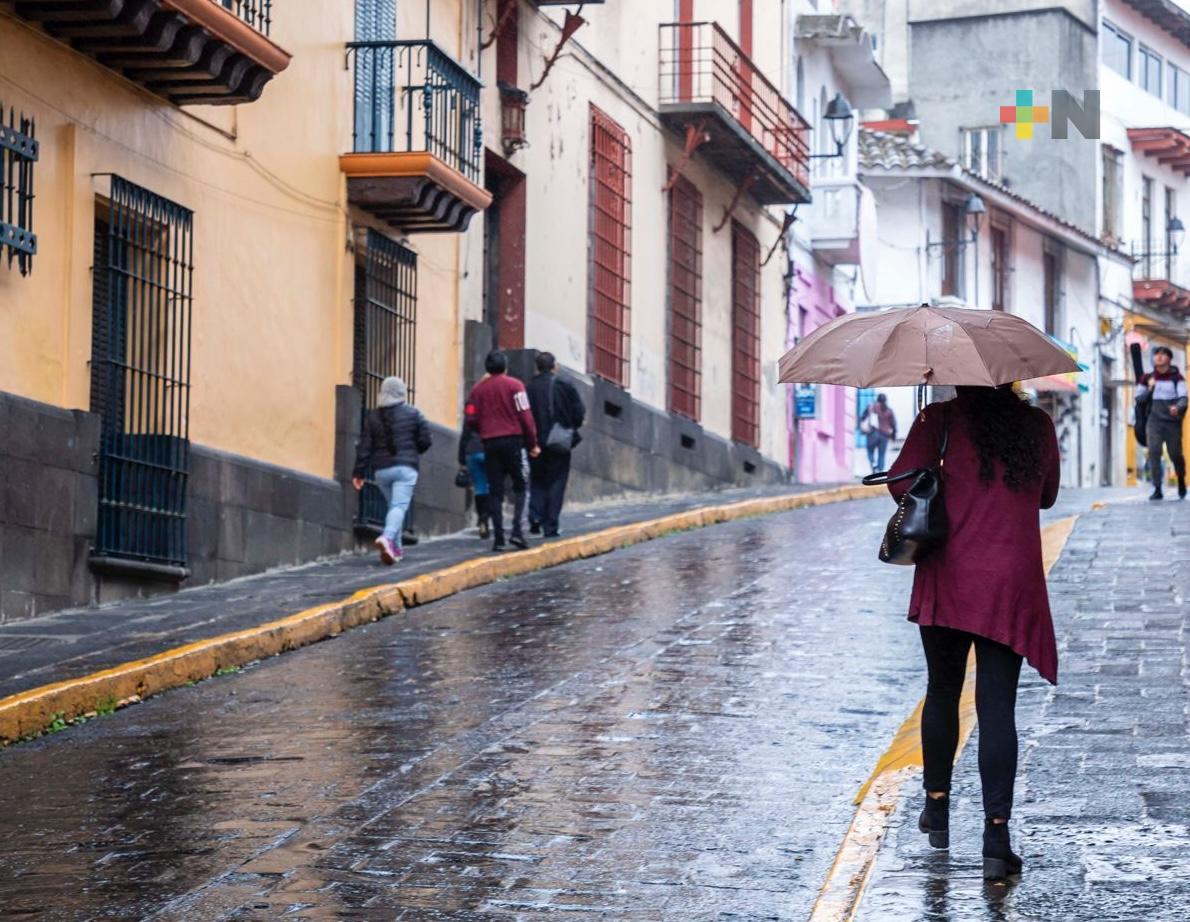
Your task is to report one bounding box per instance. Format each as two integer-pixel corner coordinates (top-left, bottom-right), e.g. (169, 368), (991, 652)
(778, 304), (1080, 387)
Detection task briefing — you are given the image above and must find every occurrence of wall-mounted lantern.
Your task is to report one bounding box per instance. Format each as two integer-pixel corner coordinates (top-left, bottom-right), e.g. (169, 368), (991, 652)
(499, 82), (530, 158)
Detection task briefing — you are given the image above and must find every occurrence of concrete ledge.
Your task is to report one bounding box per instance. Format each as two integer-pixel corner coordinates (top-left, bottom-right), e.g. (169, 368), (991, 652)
(0, 484), (870, 745)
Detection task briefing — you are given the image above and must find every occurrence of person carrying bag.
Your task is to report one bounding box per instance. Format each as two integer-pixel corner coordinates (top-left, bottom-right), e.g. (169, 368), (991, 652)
(527, 352), (585, 538)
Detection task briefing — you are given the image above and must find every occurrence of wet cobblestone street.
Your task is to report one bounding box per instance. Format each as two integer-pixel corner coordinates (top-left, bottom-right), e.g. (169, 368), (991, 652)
(1, 500), (924, 920)
(856, 499), (1190, 922)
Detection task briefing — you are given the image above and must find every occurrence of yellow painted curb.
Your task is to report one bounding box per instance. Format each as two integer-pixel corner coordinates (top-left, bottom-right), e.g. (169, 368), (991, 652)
(0, 484), (872, 746)
(809, 515), (1080, 922)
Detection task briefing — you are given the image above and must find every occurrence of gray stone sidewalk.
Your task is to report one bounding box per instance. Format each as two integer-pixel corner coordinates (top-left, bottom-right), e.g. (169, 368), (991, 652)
(0, 484), (823, 702)
(856, 496), (1190, 922)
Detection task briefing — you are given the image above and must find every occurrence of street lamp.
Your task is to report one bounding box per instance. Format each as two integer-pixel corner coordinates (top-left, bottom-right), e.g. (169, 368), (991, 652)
(1168, 215), (1185, 255)
(809, 92), (855, 160)
(965, 193), (987, 238)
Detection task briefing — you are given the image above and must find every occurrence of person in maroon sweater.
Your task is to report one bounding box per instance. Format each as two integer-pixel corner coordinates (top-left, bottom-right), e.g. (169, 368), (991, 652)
(886, 385), (1060, 882)
(466, 351), (540, 551)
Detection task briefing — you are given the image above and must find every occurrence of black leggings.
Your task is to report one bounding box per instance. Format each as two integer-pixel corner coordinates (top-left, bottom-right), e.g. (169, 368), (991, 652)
(920, 626), (1023, 820)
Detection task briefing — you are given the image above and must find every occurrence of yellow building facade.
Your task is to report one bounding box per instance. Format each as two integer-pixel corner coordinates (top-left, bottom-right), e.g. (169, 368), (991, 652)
(1, 0), (813, 623)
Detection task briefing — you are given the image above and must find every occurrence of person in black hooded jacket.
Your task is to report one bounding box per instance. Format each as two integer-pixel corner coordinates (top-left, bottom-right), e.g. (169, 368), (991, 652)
(526, 352), (585, 537)
(352, 376), (432, 564)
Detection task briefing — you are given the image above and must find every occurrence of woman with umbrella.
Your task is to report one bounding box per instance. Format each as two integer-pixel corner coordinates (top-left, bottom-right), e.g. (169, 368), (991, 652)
(781, 304), (1072, 881)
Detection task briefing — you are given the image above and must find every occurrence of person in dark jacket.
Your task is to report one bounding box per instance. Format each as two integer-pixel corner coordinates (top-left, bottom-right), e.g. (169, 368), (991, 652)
(527, 352), (585, 537)
(887, 385), (1059, 882)
(466, 351), (539, 552)
(457, 396), (491, 539)
(352, 376), (432, 565)
(1136, 346), (1187, 501)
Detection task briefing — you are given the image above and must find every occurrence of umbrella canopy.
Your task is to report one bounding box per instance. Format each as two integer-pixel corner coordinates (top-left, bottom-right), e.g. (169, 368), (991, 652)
(778, 304), (1081, 387)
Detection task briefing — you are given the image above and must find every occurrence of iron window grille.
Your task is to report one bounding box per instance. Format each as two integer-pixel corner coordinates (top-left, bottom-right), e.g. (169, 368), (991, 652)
(353, 229), (418, 531)
(588, 104), (632, 389)
(90, 176), (194, 569)
(668, 172), (703, 422)
(219, 0), (272, 35)
(731, 221), (761, 449)
(0, 104), (37, 276)
(348, 39), (483, 183)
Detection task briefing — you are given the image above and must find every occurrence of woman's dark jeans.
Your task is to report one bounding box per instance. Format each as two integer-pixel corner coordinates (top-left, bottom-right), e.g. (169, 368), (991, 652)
(919, 625), (1023, 820)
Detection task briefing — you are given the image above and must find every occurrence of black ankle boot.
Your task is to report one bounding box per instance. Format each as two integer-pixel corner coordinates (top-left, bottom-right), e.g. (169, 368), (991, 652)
(1178, 478), (1187, 500)
(918, 794), (949, 849)
(983, 819), (1023, 880)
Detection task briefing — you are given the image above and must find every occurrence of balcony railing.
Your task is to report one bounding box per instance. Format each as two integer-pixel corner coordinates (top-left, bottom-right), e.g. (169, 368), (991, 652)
(348, 40), (483, 184)
(659, 21), (810, 202)
(219, 0), (272, 36)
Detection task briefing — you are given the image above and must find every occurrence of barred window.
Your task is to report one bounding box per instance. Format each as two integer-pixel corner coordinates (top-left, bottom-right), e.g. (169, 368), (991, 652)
(589, 104), (632, 389)
(668, 172), (702, 422)
(353, 229), (418, 531)
(90, 177), (194, 568)
(0, 104), (37, 276)
(731, 221), (761, 448)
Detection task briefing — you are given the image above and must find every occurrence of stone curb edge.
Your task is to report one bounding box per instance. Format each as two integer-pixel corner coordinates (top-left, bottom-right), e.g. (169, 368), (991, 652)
(0, 484), (872, 745)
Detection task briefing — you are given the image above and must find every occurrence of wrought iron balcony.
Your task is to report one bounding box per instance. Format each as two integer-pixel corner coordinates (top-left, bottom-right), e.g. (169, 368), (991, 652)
(658, 21), (811, 205)
(341, 40), (491, 234)
(11, 0), (290, 105)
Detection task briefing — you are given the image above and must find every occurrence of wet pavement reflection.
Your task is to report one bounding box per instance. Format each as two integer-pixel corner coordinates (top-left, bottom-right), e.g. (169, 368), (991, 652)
(0, 500), (927, 920)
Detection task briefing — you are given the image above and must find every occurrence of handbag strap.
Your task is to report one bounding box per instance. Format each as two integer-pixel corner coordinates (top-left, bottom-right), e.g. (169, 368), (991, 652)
(862, 406), (949, 487)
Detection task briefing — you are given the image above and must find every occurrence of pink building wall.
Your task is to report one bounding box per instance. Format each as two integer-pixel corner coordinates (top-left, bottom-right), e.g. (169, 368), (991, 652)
(788, 263), (854, 483)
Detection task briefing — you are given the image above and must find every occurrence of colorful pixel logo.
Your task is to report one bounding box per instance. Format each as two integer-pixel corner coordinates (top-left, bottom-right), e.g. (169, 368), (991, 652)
(1000, 90), (1049, 140)
(998, 90), (1100, 140)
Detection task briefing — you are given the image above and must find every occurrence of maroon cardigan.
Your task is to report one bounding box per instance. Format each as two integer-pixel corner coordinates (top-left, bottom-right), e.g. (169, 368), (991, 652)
(887, 396), (1061, 683)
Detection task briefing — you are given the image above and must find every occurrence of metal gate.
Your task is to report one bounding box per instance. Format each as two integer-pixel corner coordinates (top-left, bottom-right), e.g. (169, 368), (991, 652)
(90, 176), (194, 568)
(353, 229), (418, 530)
(731, 221), (761, 448)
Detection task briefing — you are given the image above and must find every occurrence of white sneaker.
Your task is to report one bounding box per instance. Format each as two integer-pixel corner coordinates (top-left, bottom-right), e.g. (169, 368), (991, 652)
(374, 536), (397, 565)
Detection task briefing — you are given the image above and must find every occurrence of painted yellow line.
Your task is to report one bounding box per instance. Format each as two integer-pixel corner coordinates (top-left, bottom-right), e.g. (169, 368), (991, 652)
(0, 484), (873, 745)
(810, 514), (1080, 922)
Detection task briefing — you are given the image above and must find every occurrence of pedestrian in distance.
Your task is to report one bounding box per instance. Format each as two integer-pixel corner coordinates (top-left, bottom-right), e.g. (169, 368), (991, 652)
(1136, 345), (1187, 501)
(885, 384), (1060, 882)
(527, 352), (586, 538)
(861, 393), (897, 473)
(352, 376), (432, 566)
(466, 351), (540, 552)
(457, 393), (492, 539)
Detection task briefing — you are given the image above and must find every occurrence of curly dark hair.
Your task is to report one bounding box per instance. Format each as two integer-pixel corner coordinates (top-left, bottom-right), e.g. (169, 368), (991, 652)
(955, 386), (1044, 491)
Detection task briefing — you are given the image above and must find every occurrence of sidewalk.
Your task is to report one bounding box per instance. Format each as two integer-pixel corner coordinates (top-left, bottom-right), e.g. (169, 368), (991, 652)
(856, 496), (1189, 921)
(0, 484), (827, 705)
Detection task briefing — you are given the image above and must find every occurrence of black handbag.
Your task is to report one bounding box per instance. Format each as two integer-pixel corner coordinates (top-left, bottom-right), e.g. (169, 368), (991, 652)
(862, 415), (949, 565)
(544, 377), (576, 455)
(454, 467), (472, 489)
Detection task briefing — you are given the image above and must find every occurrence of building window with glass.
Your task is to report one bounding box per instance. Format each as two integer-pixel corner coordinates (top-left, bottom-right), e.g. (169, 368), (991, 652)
(1139, 45), (1163, 98)
(991, 223), (1009, 312)
(1043, 249), (1061, 336)
(941, 201), (964, 298)
(1169, 63), (1190, 116)
(1166, 186), (1178, 281)
(1142, 176), (1154, 278)
(1101, 145), (1124, 244)
(962, 127), (1002, 181)
(1103, 20), (1132, 79)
